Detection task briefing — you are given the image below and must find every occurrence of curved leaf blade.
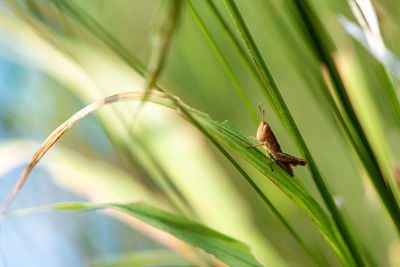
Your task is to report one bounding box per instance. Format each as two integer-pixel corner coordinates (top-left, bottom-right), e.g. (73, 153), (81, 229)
(1, 89), (343, 265)
(2, 202), (263, 267)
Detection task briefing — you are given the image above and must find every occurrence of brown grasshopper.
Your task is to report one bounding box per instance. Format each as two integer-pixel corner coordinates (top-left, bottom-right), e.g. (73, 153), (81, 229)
(247, 105), (307, 176)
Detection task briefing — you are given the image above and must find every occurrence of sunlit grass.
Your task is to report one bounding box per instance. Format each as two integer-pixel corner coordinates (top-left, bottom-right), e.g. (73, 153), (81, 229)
(1, 0), (400, 266)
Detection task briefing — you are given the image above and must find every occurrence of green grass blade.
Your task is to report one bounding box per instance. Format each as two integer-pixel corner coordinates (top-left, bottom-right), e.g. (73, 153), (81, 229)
(221, 0), (361, 265)
(203, 0), (347, 148)
(142, 94), (352, 265)
(138, 0), (181, 111)
(95, 118), (194, 218)
(3, 2), (384, 262)
(291, 0), (400, 237)
(52, 0), (146, 74)
(0, 3), (316, 261)
(3, 0), (198, 220)
(144, 15), (321, 258)
(2, 202), (263, 267)
(339, 14), (400, 202)
(57, 0), (196, 219)
(257, 1), (349, 139)
(175, 107), (349, 265)
(34, 4), (316, 262)
(203, 0), (253, 69)
(201, 0), (272, 111)
(3, 87), (350, 265)
(180, 6), (322, 261)
(185, 0), (258, 124)
(173, 99), (323, 266)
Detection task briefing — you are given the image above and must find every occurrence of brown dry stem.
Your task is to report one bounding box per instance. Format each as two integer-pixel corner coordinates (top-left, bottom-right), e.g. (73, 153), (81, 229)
(0, 91), (171, 212)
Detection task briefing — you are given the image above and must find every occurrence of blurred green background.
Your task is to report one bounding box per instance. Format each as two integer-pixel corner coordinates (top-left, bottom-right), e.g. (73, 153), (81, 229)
(1, 0), (400, 266)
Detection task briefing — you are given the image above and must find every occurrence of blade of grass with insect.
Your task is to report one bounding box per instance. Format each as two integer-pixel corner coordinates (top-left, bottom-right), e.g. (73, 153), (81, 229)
(1, 88), (349, 265)
(3, 1), (378, 266)
(105, 0), (322, 262)
(290, 0), (400, 236)
(202, 0), (365, 182)
(5, 0), (400, 265)
(49, 0), (260, 227)
(198, 0), (361, 199)
(39, 3), (299, 260)
(1, 201), (264, 267)
(205, 0), (343, 154)
(136, 93), (355, 265)
(185, 1), (322, 264)
(256, 0), (349, 138)
(174, 108), (323, 266)
(132, 81), (347, 265)
(193, 116), (350, 264)
(72, 0), (356, 264)
(0, 4), (288, 265)
(203, 0), (349, 157)
(222, 0), (362, 265)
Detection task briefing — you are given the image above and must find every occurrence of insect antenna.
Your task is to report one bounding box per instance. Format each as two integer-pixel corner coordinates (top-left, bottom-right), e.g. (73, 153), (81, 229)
(258, 104), (265, 122)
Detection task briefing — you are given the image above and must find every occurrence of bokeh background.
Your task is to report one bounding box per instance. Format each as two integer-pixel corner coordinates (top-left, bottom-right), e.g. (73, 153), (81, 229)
(0, 0), (400, 266)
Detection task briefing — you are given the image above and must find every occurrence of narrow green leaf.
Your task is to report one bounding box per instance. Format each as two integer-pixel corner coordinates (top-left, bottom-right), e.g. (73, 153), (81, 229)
(291, 0), (400, 242)
(339, 15), (400, 209)
(156, 97), (350, 266)
(1, 0), (196, 220)
(2, 202), (264, 267)
(52, 0), (146, 75)
(184, 2), (321, 264)
(185, 0), (258, 124)
(2, 88), (342, 266)
(221, 0), (359, 265)
(138, 0), (182, 113)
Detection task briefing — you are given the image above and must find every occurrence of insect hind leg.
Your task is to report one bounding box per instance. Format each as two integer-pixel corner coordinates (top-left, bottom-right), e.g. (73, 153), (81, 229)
(269, 159), (276, 171)
(278, 162), (294, 176)
(272, 151), (307, 166)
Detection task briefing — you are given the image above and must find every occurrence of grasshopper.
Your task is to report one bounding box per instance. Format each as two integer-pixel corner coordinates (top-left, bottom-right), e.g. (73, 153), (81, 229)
(247, 105), (307, 176)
